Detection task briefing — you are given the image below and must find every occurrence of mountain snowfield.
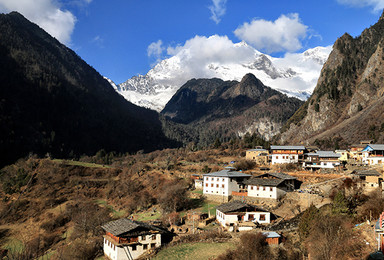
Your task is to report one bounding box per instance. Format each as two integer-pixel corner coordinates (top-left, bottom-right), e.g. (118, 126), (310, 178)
(109, 39), (332, 112)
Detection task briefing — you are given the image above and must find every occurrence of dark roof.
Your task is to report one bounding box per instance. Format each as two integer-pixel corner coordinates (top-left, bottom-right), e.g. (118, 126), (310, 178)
(216, 201), (267, 213)
(353, 169), (381, 176)
(203, 169), (251, 178)
(101, 218), (164, 236)
(257, 172), (297, 180)
(244, 178), (284, 187)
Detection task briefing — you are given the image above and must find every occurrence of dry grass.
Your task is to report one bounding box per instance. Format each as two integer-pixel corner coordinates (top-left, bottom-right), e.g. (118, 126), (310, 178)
(154, 241), (235, 260)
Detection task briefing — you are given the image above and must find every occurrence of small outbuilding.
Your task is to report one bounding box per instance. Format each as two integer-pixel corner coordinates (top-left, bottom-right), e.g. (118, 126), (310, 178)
(216, 201), (270, 232)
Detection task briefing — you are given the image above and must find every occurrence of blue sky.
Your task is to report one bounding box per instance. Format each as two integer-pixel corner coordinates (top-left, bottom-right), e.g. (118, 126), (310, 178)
(0, 0), (383, 84)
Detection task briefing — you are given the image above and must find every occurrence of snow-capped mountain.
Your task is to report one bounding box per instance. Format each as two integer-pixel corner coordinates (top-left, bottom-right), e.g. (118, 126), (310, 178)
(111, 37), (332, 112)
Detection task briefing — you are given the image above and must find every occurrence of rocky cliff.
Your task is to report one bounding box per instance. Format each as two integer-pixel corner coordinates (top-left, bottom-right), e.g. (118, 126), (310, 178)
(162, 73), (303, 145)
(280, 12), (384, 148)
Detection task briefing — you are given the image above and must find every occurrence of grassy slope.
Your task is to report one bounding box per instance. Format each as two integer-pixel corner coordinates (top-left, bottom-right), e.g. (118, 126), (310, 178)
(154, 242), (235, 260)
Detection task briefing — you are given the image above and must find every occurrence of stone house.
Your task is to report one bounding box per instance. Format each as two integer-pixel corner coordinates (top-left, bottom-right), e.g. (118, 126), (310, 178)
(352, 169), (383, 192)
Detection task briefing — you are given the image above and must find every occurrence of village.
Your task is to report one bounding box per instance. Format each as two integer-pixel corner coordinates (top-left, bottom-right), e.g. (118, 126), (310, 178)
(101, 141), (384, 260)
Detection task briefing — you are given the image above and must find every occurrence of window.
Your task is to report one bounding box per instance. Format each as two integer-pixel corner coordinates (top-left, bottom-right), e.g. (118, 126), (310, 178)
(142, 235), (146, 241)
(251, 186), (253, 190)
(217, 178), (219, 181)
(222, 178), (225, 181)
(151, 243), (156, 248)
(270, 187), (273, 192)
(259, 214), (266, 221)
(152, 234), (156, 240)
(143, 244), (148, 250)
(257, 186), (259, 190)
(222, 184), (224, 188)
(276, 156), (278, 159)
(211, 177), (214, 181)
(132, 245), (137, 251)
(205, 183), (208, 187)
(216, 184), (219, 188)
(211, 183), (214, 187)
(263, 187), (266, 191)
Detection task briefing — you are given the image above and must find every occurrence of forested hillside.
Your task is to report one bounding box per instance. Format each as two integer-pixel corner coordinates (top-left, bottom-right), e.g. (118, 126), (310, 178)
(0, 12), (177, 167)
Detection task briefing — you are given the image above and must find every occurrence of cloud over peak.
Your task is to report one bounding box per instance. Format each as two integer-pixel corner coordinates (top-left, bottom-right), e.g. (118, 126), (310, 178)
(209, 0), (227, 24)
(234, 13), (308, 53)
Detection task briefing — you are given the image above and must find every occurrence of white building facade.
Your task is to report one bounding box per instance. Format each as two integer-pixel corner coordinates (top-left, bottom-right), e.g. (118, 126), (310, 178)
(216, 201), (270, 231)
(361, 144), (384, 165)
(102, 218), (164, 260)
(270, 146), (306, 165)
(203, 168), (251, 199)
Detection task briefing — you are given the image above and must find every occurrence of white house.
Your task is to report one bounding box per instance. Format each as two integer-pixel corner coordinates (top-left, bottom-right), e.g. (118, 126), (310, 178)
(362, 144), (384, 165)
(270, 146), (306, 165)
(203, 167), (251, 201)
(303, 151), (341, 169)
(101, 218), (165, 260)
(216, 201), (271, 232)
(244, 172), (300, 200)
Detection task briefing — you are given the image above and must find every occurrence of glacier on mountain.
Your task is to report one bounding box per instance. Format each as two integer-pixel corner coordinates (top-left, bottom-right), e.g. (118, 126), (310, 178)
(109, 39), (332, 112)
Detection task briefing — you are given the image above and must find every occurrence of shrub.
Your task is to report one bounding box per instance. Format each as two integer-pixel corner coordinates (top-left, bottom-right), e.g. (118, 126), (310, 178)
(234, 160), (256, 171)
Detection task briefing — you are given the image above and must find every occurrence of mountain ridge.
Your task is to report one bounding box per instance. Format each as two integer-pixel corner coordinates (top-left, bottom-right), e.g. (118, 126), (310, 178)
(0, 12), (176, 167)
(279, 11), (384, 148)
(111, 42), (331, 111)
(161, 73), (303, 144)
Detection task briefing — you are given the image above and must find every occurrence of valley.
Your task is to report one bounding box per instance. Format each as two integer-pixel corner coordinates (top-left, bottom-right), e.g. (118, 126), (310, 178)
(1, 6), (384, 260)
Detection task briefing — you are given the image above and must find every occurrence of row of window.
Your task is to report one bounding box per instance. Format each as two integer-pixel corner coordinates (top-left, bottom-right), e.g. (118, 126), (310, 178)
(105, 239), (116, 251)
(274, 155), (295, 160)
(250, 186), (273, 192)
(205, 177), (226, 182)
(205, 183), (225, 188)
(205, 190), (225, 194)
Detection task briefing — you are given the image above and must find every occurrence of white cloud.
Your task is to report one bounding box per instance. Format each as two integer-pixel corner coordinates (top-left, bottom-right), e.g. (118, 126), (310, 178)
(337, 0), (384, 12)
(0, 0), (78, 45)
(147, 40), (165, 65)
(234, 13), (308, 53)
(153, 35), (331, 97)
(209, 0), (227, 24)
